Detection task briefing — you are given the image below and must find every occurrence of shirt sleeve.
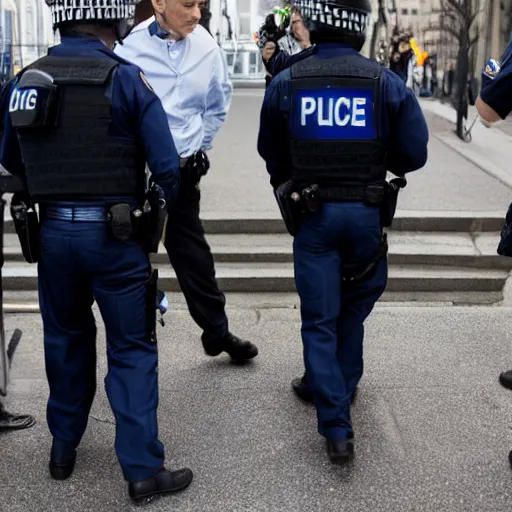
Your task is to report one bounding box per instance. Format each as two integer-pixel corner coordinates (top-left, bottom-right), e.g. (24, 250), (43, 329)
(480, 64), (512, 120)
(383, 72), (429, 175)
(201, 47), (233, 150)
(257, 74), (292, 188)
(0, 78), (25, 178)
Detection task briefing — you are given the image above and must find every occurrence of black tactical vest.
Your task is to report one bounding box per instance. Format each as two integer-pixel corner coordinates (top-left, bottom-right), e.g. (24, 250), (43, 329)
(12, 54), (143, 200)
(287, 53), (387, 189)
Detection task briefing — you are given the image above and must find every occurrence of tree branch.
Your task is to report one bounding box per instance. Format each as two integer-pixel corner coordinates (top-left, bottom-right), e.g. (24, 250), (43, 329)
(443, 0), (466, 19)
(469, 34), (479, 48)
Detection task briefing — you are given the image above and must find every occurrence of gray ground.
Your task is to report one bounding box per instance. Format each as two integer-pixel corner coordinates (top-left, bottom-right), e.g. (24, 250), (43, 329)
(202, 91), (512, 215)
(2, 305), (512, 512)
(3, 94), (512, 511)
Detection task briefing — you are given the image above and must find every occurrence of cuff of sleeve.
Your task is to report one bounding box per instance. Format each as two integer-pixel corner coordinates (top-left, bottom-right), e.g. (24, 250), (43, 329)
(480, 90), (507, 120)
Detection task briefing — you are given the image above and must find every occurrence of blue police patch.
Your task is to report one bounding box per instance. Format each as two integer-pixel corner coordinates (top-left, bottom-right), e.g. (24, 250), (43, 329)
(8, 88), (38, 112)
(290, 87), (376, 140)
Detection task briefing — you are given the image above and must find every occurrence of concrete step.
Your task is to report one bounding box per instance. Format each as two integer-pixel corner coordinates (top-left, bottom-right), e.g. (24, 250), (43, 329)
(0, 208), (506, 234)
(2, 290), (505, 313)
(4, 232), (511, 269)
(2, 261), (508, 294)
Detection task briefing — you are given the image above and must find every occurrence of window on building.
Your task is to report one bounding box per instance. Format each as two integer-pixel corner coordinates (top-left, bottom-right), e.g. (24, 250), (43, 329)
(411, 8), (418, 14)
(401, 8), (408, 14)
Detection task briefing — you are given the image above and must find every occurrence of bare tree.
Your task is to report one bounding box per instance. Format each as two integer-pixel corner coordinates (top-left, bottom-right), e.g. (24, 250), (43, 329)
(441, 0), (481, 140)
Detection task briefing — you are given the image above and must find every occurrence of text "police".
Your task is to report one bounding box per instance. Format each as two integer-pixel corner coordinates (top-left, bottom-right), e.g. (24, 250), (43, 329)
(301, 97), (367, 127)
(9, 89), (38, 112)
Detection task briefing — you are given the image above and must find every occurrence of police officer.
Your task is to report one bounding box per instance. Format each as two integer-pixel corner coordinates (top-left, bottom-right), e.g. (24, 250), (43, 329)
(257, 0), (428, 462)
(0, 0), (193, 502)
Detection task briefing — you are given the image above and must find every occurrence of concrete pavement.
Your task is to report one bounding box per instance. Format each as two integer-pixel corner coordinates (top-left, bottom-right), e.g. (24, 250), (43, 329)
(203, 91), (512, 215)
(2, 306), (512, 511)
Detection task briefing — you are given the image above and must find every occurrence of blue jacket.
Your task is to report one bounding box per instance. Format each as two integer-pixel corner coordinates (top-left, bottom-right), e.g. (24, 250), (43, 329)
(0, 34), (181, 206)
(257, 43), (429, 188)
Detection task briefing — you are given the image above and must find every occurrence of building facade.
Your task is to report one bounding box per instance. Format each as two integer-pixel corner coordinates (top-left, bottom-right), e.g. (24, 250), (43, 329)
(0, 0), (56, 81)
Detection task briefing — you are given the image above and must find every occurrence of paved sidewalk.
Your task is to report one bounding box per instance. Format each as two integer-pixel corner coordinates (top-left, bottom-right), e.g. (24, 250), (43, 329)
(201, 91), (512, 215)
(2, 306), (512, 511)
(420, 99), (512, 191)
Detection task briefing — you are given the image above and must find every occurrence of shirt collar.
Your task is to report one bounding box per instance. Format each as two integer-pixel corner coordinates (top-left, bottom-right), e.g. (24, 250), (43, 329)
(148, 20), (181, 41)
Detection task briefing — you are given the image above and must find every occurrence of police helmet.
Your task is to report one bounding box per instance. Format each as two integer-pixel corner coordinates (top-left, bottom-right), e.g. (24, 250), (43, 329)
(45, 0), (141, 40)
(293, 0), (371, 50)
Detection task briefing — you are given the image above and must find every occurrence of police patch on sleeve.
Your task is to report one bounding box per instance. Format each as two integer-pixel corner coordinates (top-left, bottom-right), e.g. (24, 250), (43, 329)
(139, 71), (154, 93)
(290, 87), (376, 140)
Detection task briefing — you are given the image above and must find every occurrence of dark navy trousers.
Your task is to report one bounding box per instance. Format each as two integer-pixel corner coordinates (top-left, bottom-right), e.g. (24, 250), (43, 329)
(293, 202), (388, 440)
(37, 215), (165, 481)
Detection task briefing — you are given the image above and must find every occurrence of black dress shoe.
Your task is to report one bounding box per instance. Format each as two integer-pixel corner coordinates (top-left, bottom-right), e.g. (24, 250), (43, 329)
(291, 376), (358, 405)
(202, 332), (258, 361)
(326, 438), (354, 464)
(292, 376), (313, 403)
(129, 467), (193, 504)
(0, 406), (36, 432)
(49, 450), (76, 480)
(499, 370), (512, 390)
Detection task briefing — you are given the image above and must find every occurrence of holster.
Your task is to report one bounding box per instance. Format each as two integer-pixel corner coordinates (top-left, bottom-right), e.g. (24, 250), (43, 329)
(274, 180), (302, 236)
(498, 201), (512, 257)
(108, 203), (134, 242)
(342, 233), (388, 284)
(179, 152), (209, 199)
(10, 193), (40, 264)
(139, 182), (167, 253)
(380, 177), (407, 228)
(145, 269), (158, 344)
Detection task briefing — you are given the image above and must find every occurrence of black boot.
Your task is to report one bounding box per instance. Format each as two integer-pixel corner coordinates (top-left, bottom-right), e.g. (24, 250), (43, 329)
(202, 332), (258, 361)
(129, 467), (193, 504)
(291, 376), (313, 403)
(0, 402), (35, 432)
(49, 450), (77, 480)
(499, 370), (512, 390)
(326, 438), (354, 464)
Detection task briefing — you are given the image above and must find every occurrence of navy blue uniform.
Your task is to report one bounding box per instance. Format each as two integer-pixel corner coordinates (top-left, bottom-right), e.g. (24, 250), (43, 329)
(258, 43), (428, 441)
(0, 35), (180, 481)
(480, 42), (512, 120)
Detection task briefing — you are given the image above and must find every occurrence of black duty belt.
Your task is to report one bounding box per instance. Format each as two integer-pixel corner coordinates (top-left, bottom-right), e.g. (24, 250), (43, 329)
(316, 184), (385, 204)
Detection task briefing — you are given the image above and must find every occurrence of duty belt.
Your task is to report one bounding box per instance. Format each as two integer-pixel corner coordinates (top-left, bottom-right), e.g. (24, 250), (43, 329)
(316, 184), (385, 204)
(41, 206), (109, 222)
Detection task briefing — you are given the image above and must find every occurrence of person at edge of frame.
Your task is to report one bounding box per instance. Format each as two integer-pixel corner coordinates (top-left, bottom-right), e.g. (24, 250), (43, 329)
(257, 0), (429, 462)
(0, 0), (194, 503)
(475, 43), (512, 468)
(0, 76), (37, 434)
(261, 7), (314, 87)
(115, 0), (259, 363)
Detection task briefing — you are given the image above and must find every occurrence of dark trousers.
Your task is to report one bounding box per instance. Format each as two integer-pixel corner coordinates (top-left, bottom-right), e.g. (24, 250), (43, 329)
(164, 187), (229, 339)
(38, 216), (165, 481)
(293, 202), (388, 440)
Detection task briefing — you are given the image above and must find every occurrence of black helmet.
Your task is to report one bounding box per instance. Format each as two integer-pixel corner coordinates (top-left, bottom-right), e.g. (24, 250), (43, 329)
(293, 0), (371, 50)
(45, 0), (141, 40)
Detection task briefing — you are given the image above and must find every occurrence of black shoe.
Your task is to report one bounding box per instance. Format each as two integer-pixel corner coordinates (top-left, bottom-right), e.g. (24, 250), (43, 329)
(129, 467), (193, 505)
(0, 408), (36, 432)
(292, 376), (313, 403)
(499, 370), (512, 390)
(49, 450), (76, 480)
(291, 376), (358, 405)
(326, 438), (354, 464)
(202, 332), (258, 361)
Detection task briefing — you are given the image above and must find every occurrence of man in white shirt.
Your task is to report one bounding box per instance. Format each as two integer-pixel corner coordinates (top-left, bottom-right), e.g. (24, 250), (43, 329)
(116, 0), (259, 362)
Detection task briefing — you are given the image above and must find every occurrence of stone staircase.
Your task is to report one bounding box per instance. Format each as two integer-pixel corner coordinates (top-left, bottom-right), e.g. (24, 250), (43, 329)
(2, 210), (511, 310)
